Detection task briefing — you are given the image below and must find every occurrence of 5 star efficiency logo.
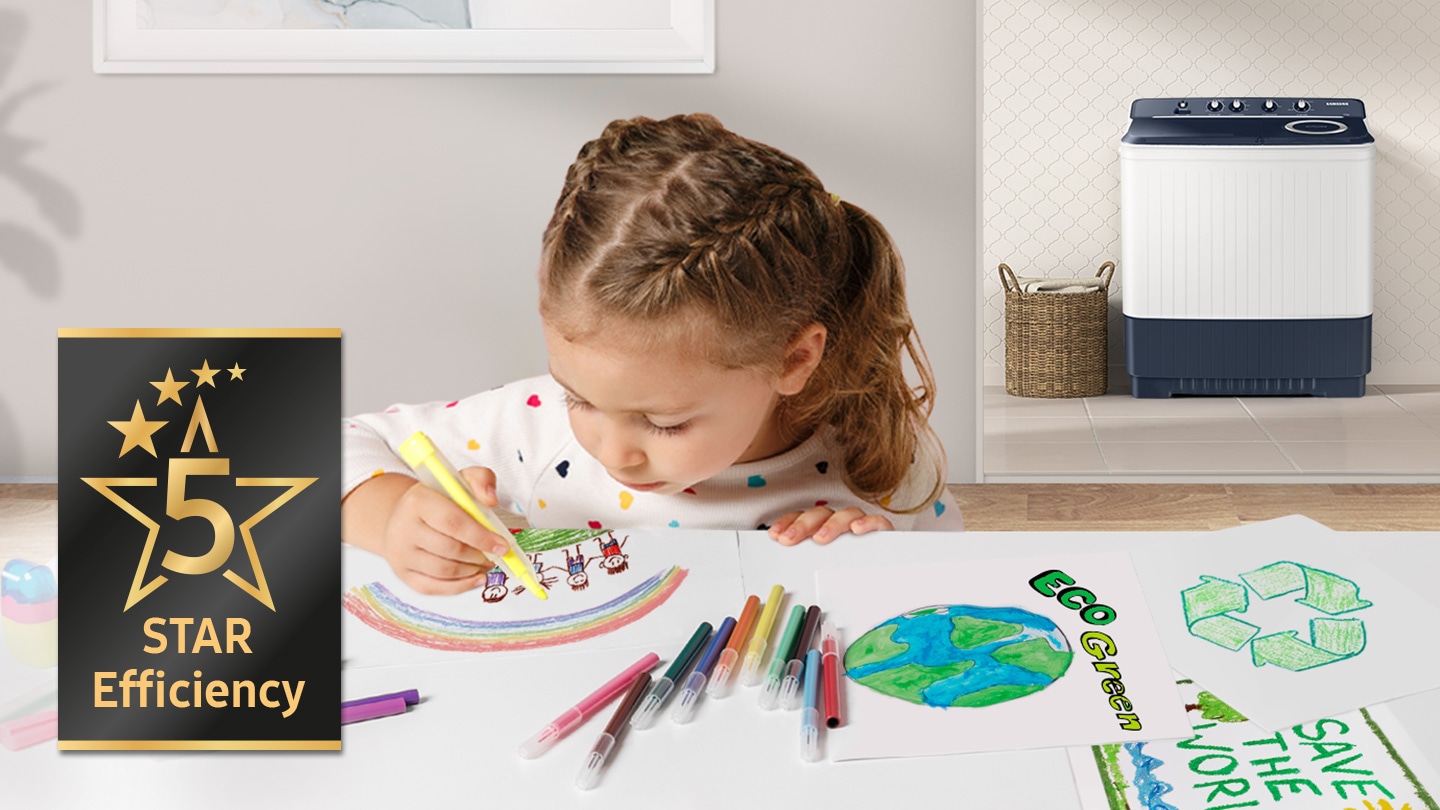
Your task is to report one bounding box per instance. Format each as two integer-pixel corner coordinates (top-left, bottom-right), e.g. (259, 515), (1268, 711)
(82, 357), (315, 612)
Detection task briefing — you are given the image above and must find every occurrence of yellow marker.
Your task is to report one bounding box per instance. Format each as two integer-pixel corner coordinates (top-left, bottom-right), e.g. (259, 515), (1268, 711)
(398, 431), (547, 601)
(739, 584), (786, 686)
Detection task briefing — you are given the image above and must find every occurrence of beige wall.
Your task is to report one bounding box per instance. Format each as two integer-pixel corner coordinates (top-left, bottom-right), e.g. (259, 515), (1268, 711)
(983, 0), (1440, 385)
(0, 2), (979, 481)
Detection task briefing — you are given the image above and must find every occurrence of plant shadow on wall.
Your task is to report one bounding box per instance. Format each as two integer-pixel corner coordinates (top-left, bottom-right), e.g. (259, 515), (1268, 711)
(0, 10), (79, 478)
(0, 9), (80, 299)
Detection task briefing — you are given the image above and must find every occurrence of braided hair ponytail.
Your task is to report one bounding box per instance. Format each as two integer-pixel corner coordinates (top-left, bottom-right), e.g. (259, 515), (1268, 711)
(539, 114), (945, 513)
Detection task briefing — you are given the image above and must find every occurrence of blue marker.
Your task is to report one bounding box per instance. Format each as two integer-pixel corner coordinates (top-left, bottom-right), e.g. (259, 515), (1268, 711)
(671, 616), (736, 725)
(800, 648), (823, 762)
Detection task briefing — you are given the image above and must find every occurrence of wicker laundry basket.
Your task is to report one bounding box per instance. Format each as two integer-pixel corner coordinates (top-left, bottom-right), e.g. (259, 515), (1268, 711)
(1000, 261), (1115, 398)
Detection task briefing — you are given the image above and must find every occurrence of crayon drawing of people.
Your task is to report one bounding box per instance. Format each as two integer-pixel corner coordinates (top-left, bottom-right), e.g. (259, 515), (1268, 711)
(598, 532), (629, 576)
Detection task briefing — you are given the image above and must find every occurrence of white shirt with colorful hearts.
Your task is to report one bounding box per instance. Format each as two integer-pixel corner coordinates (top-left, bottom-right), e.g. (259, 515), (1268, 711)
(343, 375), (963, 533)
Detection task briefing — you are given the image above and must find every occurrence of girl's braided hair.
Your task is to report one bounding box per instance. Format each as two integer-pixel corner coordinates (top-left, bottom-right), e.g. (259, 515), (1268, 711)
(539, 114), (944, 513)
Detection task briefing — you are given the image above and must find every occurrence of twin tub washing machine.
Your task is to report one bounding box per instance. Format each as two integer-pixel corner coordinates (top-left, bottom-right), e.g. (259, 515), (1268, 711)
(1120, 97), (1375, 397)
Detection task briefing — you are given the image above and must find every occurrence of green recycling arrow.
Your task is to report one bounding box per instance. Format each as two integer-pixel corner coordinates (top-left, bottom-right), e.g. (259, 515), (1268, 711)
(1251, 618), (1367, 671)
(1182, 575), (1259, 651)
(1240, 562), (1373, 614)
(1181, 561), (1373, 671)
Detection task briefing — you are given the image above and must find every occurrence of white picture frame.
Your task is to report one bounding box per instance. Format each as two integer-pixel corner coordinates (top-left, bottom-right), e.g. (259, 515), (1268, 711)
(94, 0), (714, 74)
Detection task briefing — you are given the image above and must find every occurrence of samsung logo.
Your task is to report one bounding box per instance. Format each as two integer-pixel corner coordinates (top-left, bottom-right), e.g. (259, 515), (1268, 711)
(1325, 102), (1349, 106)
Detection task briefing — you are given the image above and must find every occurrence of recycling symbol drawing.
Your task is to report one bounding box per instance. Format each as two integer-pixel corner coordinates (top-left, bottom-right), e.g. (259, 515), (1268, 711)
(1181, 561), (1372, 672)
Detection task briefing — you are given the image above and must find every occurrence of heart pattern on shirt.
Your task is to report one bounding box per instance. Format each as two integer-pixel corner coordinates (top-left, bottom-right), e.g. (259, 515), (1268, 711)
(526, 394), (542, 407)
(556, 460), (570, 478)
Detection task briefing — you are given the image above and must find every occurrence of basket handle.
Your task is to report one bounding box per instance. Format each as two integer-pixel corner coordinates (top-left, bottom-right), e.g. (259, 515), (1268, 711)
(998, 262), (1020, 293)
(1094, 261), (1115, 291)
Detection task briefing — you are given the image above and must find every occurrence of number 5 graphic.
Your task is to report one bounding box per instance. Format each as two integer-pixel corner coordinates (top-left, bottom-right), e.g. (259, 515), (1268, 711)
(163, 458), (235, 576)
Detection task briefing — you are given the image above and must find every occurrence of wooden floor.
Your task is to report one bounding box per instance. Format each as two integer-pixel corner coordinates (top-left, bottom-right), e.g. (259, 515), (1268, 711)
(948, 483), (1440, 532)
(3, 484), (1437, 564)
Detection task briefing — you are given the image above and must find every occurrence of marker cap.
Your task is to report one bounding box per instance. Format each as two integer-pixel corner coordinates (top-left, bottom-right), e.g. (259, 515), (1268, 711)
(739, 640), (768, 687)
(517, 707), (581, 759)
(780, 658), (805, 711)
(574, 732), (616, 791)
(629, 677), (675, 731)
(759, 674), (784, 711)
(800, 707), (822, 763)
(671, 671), (708, 725)
(706, 649), (739, 698)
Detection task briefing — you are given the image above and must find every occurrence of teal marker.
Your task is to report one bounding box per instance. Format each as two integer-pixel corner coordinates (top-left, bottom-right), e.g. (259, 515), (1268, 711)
(629, 622), (712, 730)
(758, 605), (807, 711)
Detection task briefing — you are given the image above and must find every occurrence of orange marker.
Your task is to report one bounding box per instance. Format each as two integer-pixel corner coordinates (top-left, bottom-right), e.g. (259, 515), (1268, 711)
(707, 594), (761, 698)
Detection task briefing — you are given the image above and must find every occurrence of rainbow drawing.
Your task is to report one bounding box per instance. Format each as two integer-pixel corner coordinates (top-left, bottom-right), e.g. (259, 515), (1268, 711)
(343, 566), (688, 652)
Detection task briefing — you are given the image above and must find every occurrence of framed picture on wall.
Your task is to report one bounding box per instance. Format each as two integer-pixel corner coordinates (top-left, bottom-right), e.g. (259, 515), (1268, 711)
(94, 0), (714, 74)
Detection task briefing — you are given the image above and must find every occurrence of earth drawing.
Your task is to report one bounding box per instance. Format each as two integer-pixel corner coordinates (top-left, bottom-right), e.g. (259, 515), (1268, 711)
(845, 604), (1074, 708)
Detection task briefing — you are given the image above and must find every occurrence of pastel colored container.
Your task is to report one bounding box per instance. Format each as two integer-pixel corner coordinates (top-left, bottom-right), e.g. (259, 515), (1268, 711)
(2, 559), (58, 668)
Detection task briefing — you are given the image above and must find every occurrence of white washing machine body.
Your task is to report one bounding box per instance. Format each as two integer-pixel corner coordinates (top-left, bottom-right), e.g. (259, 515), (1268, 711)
(1120, 97), (1374, 397)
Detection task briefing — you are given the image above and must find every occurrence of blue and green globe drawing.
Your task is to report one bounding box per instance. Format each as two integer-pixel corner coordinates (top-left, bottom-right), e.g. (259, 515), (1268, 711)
(845, 605), (1074, 708)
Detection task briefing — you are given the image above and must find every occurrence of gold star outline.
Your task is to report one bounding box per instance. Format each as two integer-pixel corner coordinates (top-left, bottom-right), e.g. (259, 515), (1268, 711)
(227, 477), (317, 611)
(107, 401), (167, 458)
(83, 470), (316, 612)
(227, 362), (245, 381)
(81, 477), (162, 611)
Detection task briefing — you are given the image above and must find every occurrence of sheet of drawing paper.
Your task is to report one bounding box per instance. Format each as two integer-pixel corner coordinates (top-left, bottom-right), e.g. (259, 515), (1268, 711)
(815, 552), (1190, 760)
(146, 646), (1086, 810)
(1128, 515), (1440, 731)
(341, 529), (744, 667)
(1067, 678), (1440, 810)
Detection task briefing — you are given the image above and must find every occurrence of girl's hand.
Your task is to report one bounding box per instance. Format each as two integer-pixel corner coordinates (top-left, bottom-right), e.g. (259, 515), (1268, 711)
(767, 505), (894, 546)
(378, 467), (513, 594)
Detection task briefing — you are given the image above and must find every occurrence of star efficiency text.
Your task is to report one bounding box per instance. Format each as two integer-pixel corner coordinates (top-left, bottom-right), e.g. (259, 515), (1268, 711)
(91, 617), (305, 718)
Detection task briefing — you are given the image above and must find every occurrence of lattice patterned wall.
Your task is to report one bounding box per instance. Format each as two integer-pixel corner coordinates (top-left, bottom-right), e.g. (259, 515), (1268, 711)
(983, 0), (1440, 383)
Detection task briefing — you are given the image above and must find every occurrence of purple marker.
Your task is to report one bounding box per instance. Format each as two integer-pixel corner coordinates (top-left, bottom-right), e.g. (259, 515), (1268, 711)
(341, 696), (408, 725)
(341, 689), (420, 712)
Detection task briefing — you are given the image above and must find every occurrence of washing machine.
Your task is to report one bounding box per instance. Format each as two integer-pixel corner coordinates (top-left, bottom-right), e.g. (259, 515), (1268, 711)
(1120, 96), (1375, 397)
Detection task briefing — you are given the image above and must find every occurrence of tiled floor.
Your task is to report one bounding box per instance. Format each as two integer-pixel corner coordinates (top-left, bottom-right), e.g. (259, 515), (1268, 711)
(984, 384), (1440, 481)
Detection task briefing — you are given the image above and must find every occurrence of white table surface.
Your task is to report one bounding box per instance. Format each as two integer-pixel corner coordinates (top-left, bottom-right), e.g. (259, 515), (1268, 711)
(2, 525), (1437, 809)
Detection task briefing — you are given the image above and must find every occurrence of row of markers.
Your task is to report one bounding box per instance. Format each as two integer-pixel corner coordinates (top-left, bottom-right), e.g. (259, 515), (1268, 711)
(515, 584), (844, 790)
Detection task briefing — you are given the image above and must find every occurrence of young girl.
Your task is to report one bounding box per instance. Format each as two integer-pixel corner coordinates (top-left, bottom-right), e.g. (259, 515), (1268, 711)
(342, 113), (963, 594)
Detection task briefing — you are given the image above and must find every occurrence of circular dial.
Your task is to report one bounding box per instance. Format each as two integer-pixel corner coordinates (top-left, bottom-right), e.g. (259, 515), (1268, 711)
(1230, 99), (1245, 111)
(1295, 99), (1311, 111)
(1207, 99), (1223, 111)
(1263, 99), (1277, 112)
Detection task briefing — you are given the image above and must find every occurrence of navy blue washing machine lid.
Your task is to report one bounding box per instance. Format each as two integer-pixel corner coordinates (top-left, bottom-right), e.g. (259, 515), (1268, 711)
(1123, 97), (1374, 146)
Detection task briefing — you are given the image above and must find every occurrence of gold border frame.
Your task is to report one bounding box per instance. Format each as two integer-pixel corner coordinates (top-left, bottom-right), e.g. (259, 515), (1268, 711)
(60, 740), (341, 750)
(58, 329), (340, 338)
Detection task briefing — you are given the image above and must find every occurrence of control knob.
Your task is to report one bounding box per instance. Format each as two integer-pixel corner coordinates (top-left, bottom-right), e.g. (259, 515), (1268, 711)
(1207, 99), (1223, 111)
(1295, 99), (1310, 111)
(1230, 99), (1245, 111)
(1263, 99), (1277, 112)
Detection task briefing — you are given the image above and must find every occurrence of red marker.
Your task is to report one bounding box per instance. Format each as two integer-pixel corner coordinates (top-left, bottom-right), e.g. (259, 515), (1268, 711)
(820, 620), (843, 728)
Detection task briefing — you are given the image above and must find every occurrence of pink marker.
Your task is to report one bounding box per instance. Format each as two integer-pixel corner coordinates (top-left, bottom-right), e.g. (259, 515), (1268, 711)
(0, 709), (57, 751)
(517, 652), (659, 759)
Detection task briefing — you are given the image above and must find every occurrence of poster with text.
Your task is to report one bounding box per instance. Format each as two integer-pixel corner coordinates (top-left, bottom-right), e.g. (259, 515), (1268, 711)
(57, 329), (340, 750)
(1068, 678), (1440, 810)
(814, 552), (1190, 760)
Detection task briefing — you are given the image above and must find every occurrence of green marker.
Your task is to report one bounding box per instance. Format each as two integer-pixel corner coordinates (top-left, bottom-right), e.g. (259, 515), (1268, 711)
(758, 605), (807, 711)
(630, 622), (712, 730)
